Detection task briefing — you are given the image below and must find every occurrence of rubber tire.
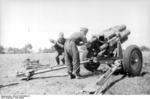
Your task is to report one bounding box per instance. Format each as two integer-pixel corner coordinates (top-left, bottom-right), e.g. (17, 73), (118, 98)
(82, 50), (100, 72)
(123, 45), (143, 76)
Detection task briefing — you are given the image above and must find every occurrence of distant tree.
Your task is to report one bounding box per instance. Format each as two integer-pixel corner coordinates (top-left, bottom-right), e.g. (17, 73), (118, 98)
(6, 44), (33, 54)
(140, 46), (150, 51)
(13, 48), (22, 54)
(7, 47), (21, 54)
(0, 45), (5, 54)
(42, 46), (56, 53)
(23, 44), (33, 53)
(7, 47), (14, 54)
(26, 44), (32, 49)
(50, 46), (56, 53)
(43, 48), (50, 53)
(38, 48), (43, 53)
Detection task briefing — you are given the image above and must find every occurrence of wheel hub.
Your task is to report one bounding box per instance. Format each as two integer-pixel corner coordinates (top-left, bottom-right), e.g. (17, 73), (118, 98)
(130, 51), (141, 71)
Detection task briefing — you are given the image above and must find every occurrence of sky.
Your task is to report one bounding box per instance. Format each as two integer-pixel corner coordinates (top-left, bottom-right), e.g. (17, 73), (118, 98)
(0, 0), (150, 52)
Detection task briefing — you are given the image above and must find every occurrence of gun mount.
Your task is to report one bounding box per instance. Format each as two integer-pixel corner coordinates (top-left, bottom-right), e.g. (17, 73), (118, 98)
(82, 25), (143, 76)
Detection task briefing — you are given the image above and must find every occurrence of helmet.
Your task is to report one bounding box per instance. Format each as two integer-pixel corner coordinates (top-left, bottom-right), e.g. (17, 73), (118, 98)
(80, 27), (88, 34)
(59, 32), (64, 38)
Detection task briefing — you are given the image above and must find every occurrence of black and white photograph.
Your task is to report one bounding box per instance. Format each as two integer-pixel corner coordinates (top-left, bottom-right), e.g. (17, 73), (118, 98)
(0, 0), (150, 97)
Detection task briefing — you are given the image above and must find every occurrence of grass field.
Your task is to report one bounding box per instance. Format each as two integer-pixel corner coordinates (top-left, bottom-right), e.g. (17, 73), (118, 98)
(0, 51), (150, 95)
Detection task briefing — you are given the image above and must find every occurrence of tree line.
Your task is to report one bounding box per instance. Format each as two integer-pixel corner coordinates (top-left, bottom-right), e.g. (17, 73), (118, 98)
(0, 44), (149, 54)
(0, 44), (56, 54)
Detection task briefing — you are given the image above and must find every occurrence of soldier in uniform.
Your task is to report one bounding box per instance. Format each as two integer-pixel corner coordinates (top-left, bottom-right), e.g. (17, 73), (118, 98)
(50, 32), (66, 65)
(64, 27), (88, 79)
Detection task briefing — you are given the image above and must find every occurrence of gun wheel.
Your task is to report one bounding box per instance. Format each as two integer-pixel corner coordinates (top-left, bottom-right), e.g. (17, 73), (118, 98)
(82, 50), (100, 72)
(123, 45), (143, 76)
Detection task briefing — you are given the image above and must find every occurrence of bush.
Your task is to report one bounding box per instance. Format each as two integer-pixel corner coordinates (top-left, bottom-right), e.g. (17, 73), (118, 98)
(38, 46), (56, 53)
(0, 45), (5, 54)
(6, 44), (33, 54)
(140, 46), (150, 51)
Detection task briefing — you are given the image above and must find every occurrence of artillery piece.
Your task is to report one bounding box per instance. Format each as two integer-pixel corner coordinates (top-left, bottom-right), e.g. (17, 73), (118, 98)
(16, 25), (143, 94)
(82, 24), (143, 76)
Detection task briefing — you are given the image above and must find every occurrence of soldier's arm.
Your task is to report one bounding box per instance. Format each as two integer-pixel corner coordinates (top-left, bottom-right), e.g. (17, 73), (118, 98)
(83, 36), (87, 44)
(56, 42), (64, 48)
(78, 36), (87, 46)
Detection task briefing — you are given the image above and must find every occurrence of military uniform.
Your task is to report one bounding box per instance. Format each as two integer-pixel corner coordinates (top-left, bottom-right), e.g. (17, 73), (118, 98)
(54, 37), (66, 65)
(64, 31), (87, 78)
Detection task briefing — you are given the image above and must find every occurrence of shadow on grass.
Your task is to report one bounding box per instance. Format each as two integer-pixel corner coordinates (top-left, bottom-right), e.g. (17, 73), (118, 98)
(0, 83), (19, 89)
(102, 75), (126, 94)
(81, 70), (105, 78)
(21, 70), (105, 81)
(21, 74), (68, 81)
(101, 70), (150, 94)
(140, 71), (150, 77)
(34, 75), (68, 79)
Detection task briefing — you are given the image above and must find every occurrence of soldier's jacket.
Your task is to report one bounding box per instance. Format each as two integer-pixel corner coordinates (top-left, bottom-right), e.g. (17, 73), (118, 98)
(54, 37), (66, 53)
(68, 32), (87, 45)
(64, 32), (87, 74)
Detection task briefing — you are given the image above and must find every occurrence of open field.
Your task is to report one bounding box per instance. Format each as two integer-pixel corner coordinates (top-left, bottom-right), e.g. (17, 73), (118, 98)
(0, 51), (150, 95)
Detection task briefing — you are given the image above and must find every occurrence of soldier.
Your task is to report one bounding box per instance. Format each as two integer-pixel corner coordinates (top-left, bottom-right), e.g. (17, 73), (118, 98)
(50, 32), (66, 65)
(64, 27), (88, 79)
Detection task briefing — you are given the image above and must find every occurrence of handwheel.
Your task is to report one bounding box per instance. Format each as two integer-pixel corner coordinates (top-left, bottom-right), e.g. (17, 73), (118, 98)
(82, 50), (100, 72)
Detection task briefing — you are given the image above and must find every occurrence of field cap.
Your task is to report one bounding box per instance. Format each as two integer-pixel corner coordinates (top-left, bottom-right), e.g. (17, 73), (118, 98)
(80, 27), (88, 33)
(59, 32), (64, 37)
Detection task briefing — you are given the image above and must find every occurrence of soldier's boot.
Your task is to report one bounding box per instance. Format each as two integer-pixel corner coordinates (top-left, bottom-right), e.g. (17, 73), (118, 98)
(68, 72), (76, 79)
(61, 58), (65, 65)
(56, 56), (60, 65)
(75, 73), (83, 79)
(74, 69), (83, 79)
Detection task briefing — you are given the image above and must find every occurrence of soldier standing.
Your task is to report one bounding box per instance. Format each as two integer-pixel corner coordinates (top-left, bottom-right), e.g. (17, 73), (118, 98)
(50, 32), (66, 65)
(64, 27), (88, 79)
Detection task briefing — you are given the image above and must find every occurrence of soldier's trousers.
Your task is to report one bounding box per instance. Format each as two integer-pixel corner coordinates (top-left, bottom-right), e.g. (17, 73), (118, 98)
(55, 51), (65, 65)
(64, 40), (80, 75)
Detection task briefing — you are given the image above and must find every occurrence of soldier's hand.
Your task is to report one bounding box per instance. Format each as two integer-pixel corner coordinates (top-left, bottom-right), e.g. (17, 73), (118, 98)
(85, 42), (91, 48)
(49, 39), (56, 44)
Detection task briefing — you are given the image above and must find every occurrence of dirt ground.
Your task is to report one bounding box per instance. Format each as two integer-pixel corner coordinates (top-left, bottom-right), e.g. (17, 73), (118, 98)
(0, 51), (150, 95)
